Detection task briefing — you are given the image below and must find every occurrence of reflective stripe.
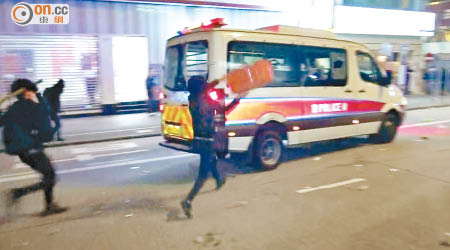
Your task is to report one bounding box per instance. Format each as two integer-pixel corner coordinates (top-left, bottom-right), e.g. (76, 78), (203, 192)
(162, 105), (194, 140)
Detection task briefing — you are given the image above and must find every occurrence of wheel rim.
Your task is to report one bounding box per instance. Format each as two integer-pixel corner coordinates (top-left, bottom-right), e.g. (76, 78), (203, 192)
(260, 137), (281, 166)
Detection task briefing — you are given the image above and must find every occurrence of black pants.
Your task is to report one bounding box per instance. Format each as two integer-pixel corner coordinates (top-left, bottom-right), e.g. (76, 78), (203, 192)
(186, 144), (221, 202)
(15, 150), (56, 206)
(54, 114), (62, 140)
(50, 111), (62, 140)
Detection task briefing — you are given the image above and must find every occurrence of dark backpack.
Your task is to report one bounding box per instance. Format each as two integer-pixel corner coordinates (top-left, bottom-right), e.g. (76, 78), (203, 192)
(2, 97), (55, 155)
(3, 121), (34, 155)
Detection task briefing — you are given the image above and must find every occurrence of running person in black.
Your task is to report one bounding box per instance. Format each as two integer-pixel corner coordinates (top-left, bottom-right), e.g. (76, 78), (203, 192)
(181, 76), (239, 218)
(1, 79), (68, 217)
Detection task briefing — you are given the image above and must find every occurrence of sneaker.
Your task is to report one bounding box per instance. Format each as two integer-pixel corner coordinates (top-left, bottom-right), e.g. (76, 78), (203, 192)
(180, 200), (192, 219)
(41, 203), (68, 217)
(5, 189), (21, 209)
(216, 177), (226, 190)
(3, 189), (20, 222)
(57, 138), (64, 142)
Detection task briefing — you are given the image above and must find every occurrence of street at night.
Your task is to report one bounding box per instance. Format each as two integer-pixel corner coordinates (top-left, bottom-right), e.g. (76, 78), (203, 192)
(1, 107), (449, 250)
(2, 0), (450, 249)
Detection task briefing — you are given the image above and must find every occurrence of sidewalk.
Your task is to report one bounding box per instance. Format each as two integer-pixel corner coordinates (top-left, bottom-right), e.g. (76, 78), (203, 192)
(0, 113), (162, 151)
(406, 95), (450, 110)
(1, 95), (449, 150)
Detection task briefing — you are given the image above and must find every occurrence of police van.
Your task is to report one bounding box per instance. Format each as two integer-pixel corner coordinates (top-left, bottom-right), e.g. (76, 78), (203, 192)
(160, 21), (407, 170)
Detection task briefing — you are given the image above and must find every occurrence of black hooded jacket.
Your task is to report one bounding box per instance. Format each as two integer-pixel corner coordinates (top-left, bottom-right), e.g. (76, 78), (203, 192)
(0, 94), (55, 154)
(43, 81), (64, 113)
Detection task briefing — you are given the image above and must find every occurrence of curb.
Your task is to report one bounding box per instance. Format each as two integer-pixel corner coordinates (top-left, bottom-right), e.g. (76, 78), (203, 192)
(0, 132), (162, 153)
(44, 132), (162, 148)
(406, 103), (450, 111)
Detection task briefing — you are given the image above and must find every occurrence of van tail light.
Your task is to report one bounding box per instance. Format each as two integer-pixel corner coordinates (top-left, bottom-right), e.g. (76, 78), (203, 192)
(207, 89), (225, 102)
(159, 91), (166, 100)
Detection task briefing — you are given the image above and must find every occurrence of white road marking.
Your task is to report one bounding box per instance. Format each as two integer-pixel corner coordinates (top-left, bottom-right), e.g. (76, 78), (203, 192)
(50, 150), (148, 164)
(0, 153), (194, 183)
(64, 126), (160, 137)
(0, 171), (34, 178)
(75, 154), (95, 162)
(401, 119), (450, 128)
(70, 142), (138, 154)
(130, 167), (140, 170)
(13, 163), (28, 169)
(136, 129), (154, 134)
(94, 149), (148, 158)
(52, 158), (76, 163)
(296, 178), (367, 194)
(0, 173), (41, 183)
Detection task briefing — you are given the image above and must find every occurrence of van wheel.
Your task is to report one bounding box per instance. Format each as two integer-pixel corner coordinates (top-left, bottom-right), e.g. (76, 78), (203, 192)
(254, 130), (283, 170)
(369, 113), (399, 144)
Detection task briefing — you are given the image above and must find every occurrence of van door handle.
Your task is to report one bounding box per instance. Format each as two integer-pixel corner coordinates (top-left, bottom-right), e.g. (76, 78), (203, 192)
(344, 89), (352, 93)
(358, 89), (366, 93)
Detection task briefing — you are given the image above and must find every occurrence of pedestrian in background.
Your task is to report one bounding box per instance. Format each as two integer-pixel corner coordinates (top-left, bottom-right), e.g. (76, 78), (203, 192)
(181, 75), (239, 219)
(1, 79), (68, 217)
(44, 79), (65, 141)
(404, 65), (413, 95)
(146, 69), (160, 115)
(441, 68), (447, 96)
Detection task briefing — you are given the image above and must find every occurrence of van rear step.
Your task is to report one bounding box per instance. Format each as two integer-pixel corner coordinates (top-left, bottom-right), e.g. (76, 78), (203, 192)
(159, 141), (194, 153)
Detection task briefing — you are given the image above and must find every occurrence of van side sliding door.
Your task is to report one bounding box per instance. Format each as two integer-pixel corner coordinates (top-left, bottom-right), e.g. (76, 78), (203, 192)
(292, 46), (358, 144)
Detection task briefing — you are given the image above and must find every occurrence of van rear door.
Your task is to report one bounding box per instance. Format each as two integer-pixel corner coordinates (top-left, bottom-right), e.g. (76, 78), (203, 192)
(161, 41), (208, 142)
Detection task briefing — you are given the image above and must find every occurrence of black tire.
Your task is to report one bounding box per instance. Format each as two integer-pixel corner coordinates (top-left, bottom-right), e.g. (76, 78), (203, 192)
(369, 113), (399, 144)
(253, 129), (283, 170)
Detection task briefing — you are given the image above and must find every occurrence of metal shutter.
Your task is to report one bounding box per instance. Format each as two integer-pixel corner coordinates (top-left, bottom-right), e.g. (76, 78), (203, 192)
(0, 35), (101, 111)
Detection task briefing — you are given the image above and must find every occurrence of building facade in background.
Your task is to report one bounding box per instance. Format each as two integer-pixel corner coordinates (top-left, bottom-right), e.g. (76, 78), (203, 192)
(0, 0), (436, 114)
(423, 1), (450, 95)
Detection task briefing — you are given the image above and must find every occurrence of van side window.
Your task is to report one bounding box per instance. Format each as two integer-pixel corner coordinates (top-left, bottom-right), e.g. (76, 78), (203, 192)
(302, 47), (347, 87)
(185, 41), (208, 80)
(357, 52), (381, 83)
(228, 42), (300, 87)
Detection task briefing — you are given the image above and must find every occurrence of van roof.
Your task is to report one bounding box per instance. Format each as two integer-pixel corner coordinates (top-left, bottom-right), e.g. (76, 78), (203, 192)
(170, 25), (364, 45)
(256, 25), (337, 39)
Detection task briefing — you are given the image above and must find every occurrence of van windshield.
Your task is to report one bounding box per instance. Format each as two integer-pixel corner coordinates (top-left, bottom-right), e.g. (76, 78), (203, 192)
(163, 40), (208, 91)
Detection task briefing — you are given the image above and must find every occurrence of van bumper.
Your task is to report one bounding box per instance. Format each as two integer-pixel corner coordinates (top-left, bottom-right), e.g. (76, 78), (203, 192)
(159, 141), (194, 153)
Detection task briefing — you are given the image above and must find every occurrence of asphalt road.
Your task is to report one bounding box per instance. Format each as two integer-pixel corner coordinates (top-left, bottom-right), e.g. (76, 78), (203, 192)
(0, 107), (449, 250)
(0, 107), (449, 187)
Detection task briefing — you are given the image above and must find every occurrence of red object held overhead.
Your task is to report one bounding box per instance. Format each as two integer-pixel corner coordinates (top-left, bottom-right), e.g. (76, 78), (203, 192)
(226, 60), (274, 94)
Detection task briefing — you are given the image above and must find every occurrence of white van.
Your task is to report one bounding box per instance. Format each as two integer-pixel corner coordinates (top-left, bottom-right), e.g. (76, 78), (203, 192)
(160, 24), (406, 169)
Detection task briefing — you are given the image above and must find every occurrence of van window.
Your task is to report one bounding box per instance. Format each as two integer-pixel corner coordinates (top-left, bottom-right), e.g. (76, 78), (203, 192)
(185, 41), (208, 79)
(302, 47), (347, 87)
(357, 52), (381, 83)
(163, 41), (208, 91)
(228, 42), (300, 87)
